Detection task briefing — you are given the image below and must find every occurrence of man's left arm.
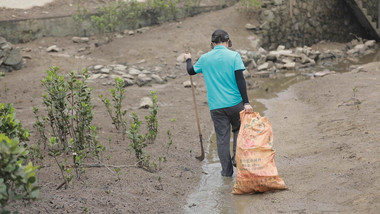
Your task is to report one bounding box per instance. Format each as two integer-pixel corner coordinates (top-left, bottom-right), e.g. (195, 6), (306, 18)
(235, 70), (253, 112)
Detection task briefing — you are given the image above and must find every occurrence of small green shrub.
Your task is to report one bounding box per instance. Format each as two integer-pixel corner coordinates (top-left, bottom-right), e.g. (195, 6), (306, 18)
(0, 103), (30, 143)
(145, 91), (158, 144)
(99, 77), (127, 139)
(0, 134), (39, 210)
(127, 112), (147, 164)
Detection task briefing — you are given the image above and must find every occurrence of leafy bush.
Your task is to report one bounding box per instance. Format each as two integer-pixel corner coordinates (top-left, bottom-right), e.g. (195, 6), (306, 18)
(90, 0), (145, 33)
(34, 66), (104, 188)
(0, 103), (30, 143)
(0, 134), (39, 210)
(99, 77), (127, 139)
(87, 0), (201, 34)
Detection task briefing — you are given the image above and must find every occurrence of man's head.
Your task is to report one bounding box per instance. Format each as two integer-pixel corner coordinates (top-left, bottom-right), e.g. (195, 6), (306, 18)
(211, 29), (232, 49)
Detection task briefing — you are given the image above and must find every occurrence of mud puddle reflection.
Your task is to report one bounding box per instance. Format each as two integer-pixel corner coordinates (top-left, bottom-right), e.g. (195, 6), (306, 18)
(184, 47), (379, 213)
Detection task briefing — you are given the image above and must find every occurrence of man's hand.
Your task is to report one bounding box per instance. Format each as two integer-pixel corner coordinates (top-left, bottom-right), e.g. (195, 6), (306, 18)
(184, 53), (192, 61)
(244, 103), (254, 113)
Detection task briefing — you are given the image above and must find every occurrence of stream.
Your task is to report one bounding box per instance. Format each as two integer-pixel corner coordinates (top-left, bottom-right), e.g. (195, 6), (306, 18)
(183, 47), (380, 214)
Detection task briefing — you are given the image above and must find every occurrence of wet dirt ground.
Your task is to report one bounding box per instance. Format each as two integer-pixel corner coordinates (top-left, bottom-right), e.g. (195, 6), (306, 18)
(1, 1), (379, 213)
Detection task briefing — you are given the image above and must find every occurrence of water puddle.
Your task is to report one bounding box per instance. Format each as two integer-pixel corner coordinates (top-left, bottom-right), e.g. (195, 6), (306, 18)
(0, 0), (55, 9)
(184, 46), (380, 213)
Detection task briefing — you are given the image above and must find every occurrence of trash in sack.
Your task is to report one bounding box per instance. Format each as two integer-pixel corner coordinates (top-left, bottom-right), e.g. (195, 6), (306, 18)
(232, 111), (287, 194)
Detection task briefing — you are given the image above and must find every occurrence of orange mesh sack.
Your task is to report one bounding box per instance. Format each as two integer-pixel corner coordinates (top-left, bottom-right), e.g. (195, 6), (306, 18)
(232, 111), (287, 194)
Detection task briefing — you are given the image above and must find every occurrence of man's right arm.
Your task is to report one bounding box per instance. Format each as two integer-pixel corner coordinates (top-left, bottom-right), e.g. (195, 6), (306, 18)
(186, 58), (196, 75)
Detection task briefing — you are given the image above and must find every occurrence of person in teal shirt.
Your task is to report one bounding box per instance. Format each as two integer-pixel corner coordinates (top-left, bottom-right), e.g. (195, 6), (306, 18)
(184, 29), (253, 177)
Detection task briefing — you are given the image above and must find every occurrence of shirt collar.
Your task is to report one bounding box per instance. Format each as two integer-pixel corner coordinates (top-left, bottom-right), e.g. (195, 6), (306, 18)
(213, 45), (227, 50)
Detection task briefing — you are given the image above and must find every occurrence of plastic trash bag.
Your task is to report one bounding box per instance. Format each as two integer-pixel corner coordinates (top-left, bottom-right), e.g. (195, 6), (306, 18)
(232, 111), (287, 194)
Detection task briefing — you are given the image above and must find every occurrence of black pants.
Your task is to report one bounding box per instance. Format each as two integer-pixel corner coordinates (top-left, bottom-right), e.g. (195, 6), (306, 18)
(210, 102), (244, 177)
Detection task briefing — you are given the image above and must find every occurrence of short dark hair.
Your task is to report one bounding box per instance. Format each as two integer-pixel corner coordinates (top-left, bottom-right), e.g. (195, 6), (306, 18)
(211, 29), (230, 44)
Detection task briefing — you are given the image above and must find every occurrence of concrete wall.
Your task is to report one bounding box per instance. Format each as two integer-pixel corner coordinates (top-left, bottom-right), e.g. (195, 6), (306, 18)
(255, 0), (370, 49)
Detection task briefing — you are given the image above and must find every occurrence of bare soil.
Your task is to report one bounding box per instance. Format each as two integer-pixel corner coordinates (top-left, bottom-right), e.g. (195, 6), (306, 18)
(1, 1), (379, 214)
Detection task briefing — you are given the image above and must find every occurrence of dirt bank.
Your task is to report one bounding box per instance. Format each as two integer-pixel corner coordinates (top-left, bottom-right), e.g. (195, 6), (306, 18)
(1, 2), (379, 214)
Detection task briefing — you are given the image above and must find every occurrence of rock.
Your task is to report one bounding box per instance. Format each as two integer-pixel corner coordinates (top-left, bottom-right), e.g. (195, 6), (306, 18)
(123, 78), (134, 86)
(274, 0), (283, 5)
(136, 27), (149, 33)
(245, 23), (257, 30)
(284, 62), (296, 69)
(183, 80), (196, 88)
(353, 44), (367, 54)
(1, 42), (12, 51)
(142, 69), (152, 75)
(128, 67), (141, 75)
(151, 74), (165, 84)
(0, 37), (6, 45)
(139, 97), (153, 109)
(277, 45), (285, 51)
(314, 70), (335, 77)
(257, 47), (267, 55)
(300, 54), (312, 64)
(284, 73), (297, 77)
(266, 54), (277, 62)
(252, 70), (272, 78)
(115, 34), (124, 39)
(100, 68), (110, 74)
(177, 53), (186, 63)
(243, 70), (251, 78)
(88, 73), (107, 80)
(275, 63), (285, 69)
(122, 74), (134, 80)
(258, 62), (270, 71)
(113, 64), (127, 71)
(46, 45), (60, 52)
(94, 65), (104, 70)
(136, 74), (152, 86)
(364, 40), (376, 47)
(4, 48), (22, 68)
(72, 37), (89, 43)
(257, 55), (267, 65)
(294, 47), (303, 55)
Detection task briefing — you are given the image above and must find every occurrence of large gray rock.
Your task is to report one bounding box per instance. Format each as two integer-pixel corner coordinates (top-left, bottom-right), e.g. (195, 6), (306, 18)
(128, 67), (141, 76)
(46, 45), (60, 52)
(151, 74), (165, 84)
(136, 74), (152, 86)
(139, 97), (153, 109)
(4, 48), (22, 68)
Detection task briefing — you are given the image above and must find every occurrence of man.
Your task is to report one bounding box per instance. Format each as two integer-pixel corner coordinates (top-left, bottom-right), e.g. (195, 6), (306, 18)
(184, 29), (253, 177)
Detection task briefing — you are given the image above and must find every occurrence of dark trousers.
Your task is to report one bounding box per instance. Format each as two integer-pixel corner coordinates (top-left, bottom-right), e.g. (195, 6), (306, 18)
(210, 102), (244, 177)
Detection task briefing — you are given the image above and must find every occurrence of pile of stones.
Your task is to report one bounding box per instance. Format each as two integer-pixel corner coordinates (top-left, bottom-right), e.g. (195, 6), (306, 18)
(86, 64), (171, 87)
(0, 37), (24, 72)
(237, 38), (378, 78)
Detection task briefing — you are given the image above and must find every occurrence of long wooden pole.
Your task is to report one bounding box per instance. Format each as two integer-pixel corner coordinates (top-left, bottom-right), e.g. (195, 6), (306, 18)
(190, 75), (204, 161)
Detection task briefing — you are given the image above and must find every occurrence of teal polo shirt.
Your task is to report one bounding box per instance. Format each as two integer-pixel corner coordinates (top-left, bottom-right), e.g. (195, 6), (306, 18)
(193, 45), (246, 110)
